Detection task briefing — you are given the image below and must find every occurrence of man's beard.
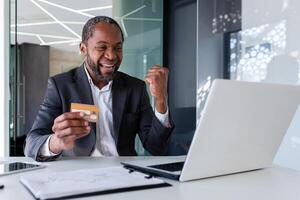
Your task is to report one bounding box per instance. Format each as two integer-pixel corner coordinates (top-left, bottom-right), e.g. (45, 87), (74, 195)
(86, 54), (118, 83)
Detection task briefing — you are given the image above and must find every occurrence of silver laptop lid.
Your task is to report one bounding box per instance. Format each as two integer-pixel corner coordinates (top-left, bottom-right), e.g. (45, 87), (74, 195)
(180, 79), (300, 181)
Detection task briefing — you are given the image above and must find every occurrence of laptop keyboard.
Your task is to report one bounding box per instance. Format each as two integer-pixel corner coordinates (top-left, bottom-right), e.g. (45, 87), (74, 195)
(148, 162), (184, 172)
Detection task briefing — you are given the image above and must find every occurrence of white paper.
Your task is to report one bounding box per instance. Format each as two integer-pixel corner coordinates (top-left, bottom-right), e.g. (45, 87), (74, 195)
(20, 166), (166, 200)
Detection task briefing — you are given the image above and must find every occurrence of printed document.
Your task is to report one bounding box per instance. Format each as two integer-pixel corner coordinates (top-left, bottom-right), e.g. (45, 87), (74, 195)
(20, 166), (169, 200)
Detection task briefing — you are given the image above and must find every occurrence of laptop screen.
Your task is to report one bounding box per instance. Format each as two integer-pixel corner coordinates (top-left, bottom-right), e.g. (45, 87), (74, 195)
(148, 162), (184, 172)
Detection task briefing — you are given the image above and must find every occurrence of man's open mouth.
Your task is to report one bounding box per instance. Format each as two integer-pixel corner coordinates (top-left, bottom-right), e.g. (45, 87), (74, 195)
(98, 63), (118, 75)
(101, 63), (115, 69)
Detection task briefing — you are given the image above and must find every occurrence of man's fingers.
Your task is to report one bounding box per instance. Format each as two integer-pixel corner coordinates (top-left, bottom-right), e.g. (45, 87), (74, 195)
(54, 112), (84, 124)
(145, 71), (165, 82)
(53, 131), (90, 151)
(147, 69), (164, 74)
(146, 71), (160, 76)
(149, 66), (161, 70)
(55, 126), (91, 138)
(147, 66), (169, 73)
(53, 119), (88, 131)
(146, 67), (169, 83)
(144, 76), (156, 86)
(52, 112), (87, 132)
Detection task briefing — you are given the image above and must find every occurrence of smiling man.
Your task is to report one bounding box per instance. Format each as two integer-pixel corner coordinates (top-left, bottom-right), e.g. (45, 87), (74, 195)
(24, 16), (174, 161)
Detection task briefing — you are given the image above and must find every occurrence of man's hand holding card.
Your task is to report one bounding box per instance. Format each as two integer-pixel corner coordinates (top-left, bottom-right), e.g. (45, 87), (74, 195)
(48, 103), (99, 154)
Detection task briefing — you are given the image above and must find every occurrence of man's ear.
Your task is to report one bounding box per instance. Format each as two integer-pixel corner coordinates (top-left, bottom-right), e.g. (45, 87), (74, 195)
(79, 42), (87, 56)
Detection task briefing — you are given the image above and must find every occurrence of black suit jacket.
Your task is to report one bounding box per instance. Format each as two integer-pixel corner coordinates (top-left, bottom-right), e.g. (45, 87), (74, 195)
(24, 65), (174, 161)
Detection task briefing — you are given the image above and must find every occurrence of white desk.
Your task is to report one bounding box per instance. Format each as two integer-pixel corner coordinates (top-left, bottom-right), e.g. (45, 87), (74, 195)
(0, 157), (300, 200)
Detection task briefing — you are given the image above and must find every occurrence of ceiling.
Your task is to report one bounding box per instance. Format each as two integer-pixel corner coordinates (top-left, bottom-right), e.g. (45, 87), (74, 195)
(10, 0), (163, 53)
(11, 0), (113, 52)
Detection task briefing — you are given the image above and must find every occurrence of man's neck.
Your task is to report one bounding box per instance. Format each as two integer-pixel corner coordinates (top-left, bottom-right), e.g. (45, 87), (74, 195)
(84, 63), (109, 90)
(89, 73), (109, 90)
(95, 81), (108, 90)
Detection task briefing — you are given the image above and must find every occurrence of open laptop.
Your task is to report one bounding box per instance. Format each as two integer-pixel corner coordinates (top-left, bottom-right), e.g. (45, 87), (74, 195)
(121, 79), (300, 181)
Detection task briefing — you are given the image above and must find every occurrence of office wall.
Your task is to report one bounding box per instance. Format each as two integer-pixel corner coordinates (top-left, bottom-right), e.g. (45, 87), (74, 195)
(0, 0), (10, 157)
(49, 48), (83, 76)
(167, 0), (197, 109)
(165, 0), (197, 155)
(242, 0), (300, 170)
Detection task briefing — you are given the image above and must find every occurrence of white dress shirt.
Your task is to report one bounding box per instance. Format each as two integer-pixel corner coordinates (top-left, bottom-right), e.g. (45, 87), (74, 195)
(39, 66), (170, 157)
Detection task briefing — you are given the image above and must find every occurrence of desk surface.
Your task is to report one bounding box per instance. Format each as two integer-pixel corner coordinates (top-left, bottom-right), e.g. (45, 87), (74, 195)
(0, 157), (300, 200)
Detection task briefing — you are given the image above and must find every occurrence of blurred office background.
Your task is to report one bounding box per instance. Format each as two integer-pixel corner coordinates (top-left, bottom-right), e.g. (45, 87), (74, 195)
(0, 0), (299, 171)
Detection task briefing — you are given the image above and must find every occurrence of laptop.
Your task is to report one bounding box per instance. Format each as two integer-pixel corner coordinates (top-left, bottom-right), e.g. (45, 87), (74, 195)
(121, 79), (300, 181)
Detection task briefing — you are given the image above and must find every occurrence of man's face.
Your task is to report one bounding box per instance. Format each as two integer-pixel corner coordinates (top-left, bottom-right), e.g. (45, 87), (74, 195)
(80, 23), (123, 83)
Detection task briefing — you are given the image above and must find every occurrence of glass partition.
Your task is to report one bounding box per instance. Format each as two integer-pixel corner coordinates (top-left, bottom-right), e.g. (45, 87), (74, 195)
(0, 0), (10, 157)
(113, 0), (164, 155)
(227, 0), (300, 170)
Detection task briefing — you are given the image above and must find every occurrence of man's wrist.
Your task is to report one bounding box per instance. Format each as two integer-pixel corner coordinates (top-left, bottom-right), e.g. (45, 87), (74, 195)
(154, 94), (168, 113)
(155, 100), (167, 113)
(49, 134), (62, 154)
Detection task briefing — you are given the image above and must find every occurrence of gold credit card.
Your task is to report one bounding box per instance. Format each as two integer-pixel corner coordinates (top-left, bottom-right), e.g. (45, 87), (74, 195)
(70, 103), (99, 123)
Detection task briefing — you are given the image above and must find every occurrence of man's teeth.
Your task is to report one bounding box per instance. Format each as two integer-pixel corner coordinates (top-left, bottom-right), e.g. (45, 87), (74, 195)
(102, 64), (114, 68)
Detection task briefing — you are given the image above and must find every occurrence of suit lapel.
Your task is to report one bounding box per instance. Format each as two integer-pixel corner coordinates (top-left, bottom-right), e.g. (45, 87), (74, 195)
(73, 65), (94, 105)
(112, 72), (127, 144)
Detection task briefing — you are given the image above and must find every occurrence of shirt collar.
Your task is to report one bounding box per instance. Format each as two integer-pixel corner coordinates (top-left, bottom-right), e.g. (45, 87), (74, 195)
(83, 63), (113, 92)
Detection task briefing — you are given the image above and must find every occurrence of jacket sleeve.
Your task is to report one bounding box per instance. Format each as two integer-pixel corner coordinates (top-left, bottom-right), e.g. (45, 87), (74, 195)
(24, 77), (62, 161)
(137, 83), (174, 155)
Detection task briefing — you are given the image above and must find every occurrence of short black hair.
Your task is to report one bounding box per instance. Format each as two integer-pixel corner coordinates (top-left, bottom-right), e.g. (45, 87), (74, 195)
(81, 16), (124, 43)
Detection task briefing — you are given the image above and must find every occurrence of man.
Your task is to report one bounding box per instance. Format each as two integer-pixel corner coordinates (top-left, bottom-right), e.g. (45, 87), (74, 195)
(25, 16), (174, 161)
